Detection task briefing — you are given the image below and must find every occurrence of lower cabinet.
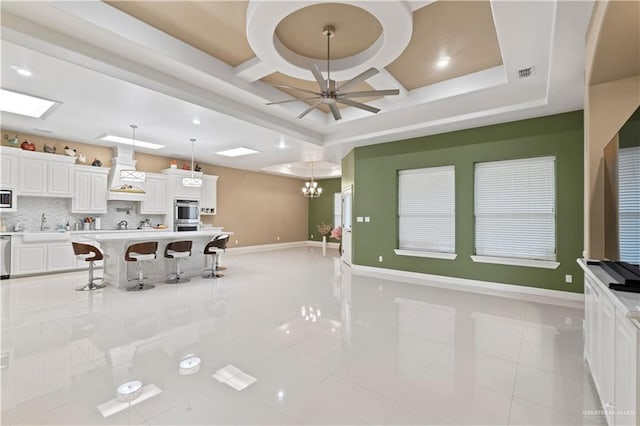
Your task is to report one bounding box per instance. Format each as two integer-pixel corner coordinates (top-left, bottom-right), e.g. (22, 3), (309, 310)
(584, 273), (639, 426)
(46, 242), (77, 272)
(11, 235), (102, 276)
(12, 243), (47, 276)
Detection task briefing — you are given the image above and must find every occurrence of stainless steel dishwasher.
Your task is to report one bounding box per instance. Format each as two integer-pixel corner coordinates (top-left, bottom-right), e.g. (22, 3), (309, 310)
(0, 235), (10, 279)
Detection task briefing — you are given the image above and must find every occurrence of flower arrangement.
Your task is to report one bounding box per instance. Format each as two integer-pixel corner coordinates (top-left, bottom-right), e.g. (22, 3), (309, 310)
(317, 222), (333, 237)
(331, 226), (342, 240)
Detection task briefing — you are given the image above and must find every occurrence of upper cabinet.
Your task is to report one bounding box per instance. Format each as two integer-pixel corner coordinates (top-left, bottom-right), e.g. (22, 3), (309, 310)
(200, 174), (218, 215)
(161, 168), (202, 200)
(13, 149), (76, 197)
(140, 173), (167, 214)
(72, 165), (109, 214)
(0, 148), (19, 189)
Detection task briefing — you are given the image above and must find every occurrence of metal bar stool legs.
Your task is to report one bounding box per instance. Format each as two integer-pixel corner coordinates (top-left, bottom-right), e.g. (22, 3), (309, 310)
(125, 242), (158, 292)
(203, 234), (230, 279)
(72, 242), (106, 291)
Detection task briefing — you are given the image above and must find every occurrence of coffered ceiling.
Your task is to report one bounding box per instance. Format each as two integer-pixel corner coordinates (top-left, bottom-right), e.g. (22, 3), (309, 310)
(0, 1), (594, 177)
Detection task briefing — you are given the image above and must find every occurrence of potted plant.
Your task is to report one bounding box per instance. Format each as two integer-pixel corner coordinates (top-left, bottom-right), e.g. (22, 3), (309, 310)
(331, 226), (342, 256)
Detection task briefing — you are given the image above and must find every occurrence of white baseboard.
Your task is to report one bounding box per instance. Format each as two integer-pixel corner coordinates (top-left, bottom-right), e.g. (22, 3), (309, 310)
(351, 264), (584, 308)
(306, 240), (340, 249)
(225, 240), (339, 255)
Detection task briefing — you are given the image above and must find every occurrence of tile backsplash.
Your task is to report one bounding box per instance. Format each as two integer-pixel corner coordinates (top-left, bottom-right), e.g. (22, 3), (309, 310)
(2, 197), (165, 231)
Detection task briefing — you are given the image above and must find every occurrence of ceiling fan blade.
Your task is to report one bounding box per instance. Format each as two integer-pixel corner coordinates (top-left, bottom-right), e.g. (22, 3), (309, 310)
(336, 98), (380, 114)
(309, 63), (328, 92)
(268, 83), (321, 96)
(337, 67), (379, 92)
(329, 103), (342, 121)
(266, 97), (321, 105)
(297, 101), (322, 119)
(340, 89), (400, 98)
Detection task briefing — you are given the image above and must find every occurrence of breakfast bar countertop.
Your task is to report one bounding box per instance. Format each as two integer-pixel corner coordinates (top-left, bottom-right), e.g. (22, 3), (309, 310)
(87, 229), (230, 241)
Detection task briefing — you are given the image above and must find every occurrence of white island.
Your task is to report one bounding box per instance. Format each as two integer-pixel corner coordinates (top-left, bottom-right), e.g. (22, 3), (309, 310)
(84, 230), (232, 289)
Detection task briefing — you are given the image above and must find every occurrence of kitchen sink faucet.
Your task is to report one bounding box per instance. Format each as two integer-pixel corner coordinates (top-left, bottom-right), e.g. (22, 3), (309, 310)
(40, 213), (48, 231)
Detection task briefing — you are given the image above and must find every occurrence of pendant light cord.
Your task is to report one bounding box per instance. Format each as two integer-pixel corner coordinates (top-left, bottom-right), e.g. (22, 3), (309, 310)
(326, 32), (330, 89)
(190, 138), (196, 178)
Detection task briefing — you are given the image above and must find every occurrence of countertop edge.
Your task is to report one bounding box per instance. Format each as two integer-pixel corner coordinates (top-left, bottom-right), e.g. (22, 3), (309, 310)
(577, 258), (640, 321)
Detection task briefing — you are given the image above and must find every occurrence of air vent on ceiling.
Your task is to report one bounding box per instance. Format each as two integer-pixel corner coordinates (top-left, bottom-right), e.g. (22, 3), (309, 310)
(518, 66), (535, 79)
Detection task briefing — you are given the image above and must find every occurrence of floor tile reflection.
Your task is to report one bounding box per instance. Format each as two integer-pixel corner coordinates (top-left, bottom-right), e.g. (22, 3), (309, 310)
(1, 247), (599, 425)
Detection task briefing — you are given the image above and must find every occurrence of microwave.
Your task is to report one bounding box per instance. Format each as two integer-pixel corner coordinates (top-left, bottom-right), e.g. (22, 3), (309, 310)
(174, 199), (200, 224)
(0, 190), (14, 209)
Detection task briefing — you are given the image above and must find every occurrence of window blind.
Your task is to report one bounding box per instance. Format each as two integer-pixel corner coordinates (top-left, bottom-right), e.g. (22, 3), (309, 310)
(619, 146), (640, 264)
(475, 156), (556, 261)
(398, 166), (455, 253)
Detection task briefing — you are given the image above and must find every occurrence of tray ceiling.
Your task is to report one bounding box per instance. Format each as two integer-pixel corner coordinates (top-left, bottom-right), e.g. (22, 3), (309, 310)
(0, 0), (595, 176)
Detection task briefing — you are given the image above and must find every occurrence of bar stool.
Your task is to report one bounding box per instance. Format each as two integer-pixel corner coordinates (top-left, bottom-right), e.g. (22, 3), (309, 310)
(125, 241), (158, 292)
(203, 234), (230, 279)
(72, 242), (106, 291)
(164, 240), (192, 284)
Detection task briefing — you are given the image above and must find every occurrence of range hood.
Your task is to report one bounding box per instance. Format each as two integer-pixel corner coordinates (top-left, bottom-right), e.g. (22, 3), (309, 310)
(107, 146), (145, 201)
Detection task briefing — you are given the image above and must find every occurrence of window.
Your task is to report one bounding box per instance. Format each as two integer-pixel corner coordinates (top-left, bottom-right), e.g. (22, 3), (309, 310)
(334, 193), (342, 229)
(396, 166), (456, 259)
(473, 156), (558, 268)
(619, 146), (640, 264)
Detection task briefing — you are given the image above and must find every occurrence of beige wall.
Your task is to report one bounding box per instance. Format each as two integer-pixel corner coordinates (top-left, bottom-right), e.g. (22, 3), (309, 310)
(584, 0), (640, 259)
(1, 130), (309, 247)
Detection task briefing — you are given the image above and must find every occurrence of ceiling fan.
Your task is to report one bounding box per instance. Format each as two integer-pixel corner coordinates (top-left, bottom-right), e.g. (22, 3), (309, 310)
(266, 25), (400, 121)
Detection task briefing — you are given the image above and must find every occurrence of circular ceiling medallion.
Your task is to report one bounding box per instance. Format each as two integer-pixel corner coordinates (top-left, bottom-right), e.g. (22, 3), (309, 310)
(247, 0), (413, 81)
(275, 3), (382, 61)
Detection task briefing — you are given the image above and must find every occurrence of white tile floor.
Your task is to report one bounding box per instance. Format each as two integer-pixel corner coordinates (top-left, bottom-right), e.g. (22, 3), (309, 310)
(1, 247), (605, 425)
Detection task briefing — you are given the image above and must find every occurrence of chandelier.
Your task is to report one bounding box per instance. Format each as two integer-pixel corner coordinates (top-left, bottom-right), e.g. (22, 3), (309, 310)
(302, 161), (322, 198)
(301, 305), (322, 322)
(182, 138), (203, 188)
(120, 124), (146, 182)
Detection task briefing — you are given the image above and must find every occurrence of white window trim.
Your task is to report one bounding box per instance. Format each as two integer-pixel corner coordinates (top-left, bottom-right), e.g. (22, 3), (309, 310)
(394, 249), (457, 260)
(470, 255), (560, 269)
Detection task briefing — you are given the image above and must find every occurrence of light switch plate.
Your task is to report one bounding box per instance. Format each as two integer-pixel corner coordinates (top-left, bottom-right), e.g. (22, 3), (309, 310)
(365, 217), (370, 222)
(356, 217), (364, 222)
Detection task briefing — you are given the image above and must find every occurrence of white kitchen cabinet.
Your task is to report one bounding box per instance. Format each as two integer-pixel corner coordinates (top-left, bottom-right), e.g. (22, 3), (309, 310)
(46, 242), (76, 271)
(581, 261), (640, 426)
(614, 311), (638, 426)
(17, 151), (75, 197)
(12, 242), (47, 275)
(0, 148), (19, 188)
(200, 174), (218, 215)
(162, 168), (202, 200)
(72, 166), (109, 214)
(140, 173), (167, 214)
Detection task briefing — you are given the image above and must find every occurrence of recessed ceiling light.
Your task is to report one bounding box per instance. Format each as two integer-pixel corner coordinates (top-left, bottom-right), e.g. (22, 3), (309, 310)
(436, 56), (451, 68)
(10, 66), (32, 77)
(99, 134), (165, 150)
(0, 88), (59, 118)
(215, 147), (259, 157)
(192, 118), (201, 125)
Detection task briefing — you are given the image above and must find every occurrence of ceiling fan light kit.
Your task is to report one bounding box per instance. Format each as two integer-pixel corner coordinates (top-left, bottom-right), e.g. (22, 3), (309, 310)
(267, 25), (400, 121)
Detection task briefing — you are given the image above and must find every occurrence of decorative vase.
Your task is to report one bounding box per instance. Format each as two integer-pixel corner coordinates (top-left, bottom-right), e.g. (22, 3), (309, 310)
(322, 235), (327, 256)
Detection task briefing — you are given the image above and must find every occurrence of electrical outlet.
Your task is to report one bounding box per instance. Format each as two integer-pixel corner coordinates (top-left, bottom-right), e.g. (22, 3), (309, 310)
(378, 255), (383, 262)
(565, 317), (572, 325)
(235, 239), (239, 245)
(311, 234), (314, 239)
(276, 236), (280, 241)
(565, 274), (573, 283)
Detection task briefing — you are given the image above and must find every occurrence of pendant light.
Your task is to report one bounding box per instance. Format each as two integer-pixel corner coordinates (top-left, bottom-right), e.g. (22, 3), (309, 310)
(119, 124), (146, 182)
(302, 161), (322, 198)
(182, 138), (203, 188)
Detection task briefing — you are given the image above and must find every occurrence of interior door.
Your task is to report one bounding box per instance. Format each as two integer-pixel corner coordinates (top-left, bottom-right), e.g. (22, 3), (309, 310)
(342, 186), (353, 265)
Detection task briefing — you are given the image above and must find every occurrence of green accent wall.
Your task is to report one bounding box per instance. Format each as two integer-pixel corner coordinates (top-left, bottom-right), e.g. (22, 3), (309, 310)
(619, 105), (640, 148)
(352, 111), (585, 293)
(307, 178), (341, 241)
